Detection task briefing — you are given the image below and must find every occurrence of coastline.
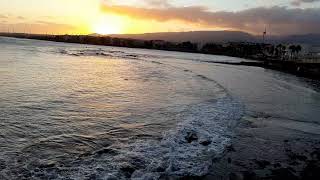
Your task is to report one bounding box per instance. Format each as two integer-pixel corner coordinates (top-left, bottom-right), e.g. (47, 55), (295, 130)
(1, 35), (320, 179)
(204, 115), (320, 180)
(1, 34), (320, 80)
(157, 115), (320, 180)
(205, 60), (320, 80)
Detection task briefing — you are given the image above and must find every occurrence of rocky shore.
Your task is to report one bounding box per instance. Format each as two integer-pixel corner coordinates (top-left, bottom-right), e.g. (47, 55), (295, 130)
(204, 115), (320, 180)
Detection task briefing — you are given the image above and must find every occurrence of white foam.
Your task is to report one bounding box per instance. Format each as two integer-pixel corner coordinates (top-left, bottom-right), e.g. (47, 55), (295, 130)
(116, 97), (244, 179)
(45, 97), (243, 180)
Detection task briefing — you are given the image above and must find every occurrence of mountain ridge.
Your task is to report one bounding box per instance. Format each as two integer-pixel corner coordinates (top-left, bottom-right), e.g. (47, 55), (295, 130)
(91, 31), (320, 45)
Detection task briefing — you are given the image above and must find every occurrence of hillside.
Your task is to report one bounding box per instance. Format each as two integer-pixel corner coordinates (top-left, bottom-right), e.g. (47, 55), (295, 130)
(107, 31), (257, 43)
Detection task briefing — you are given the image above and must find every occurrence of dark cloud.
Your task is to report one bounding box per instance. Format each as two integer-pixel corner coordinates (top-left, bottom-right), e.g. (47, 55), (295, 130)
(101, 4), (320, 35)
(291, 0), (320, 6)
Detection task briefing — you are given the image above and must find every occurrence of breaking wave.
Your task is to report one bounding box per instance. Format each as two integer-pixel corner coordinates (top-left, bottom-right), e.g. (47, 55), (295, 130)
(0, 37), (245, 179)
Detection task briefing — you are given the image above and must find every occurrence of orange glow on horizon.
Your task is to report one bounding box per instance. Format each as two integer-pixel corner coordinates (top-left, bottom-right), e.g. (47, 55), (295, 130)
(0, 0), (226, 36)
(92, 15), (125, 35)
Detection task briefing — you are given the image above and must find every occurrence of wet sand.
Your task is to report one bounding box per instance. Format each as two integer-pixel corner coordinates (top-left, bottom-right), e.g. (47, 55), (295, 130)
(205, 115), (320, 180)
(156, 57), (320, 180)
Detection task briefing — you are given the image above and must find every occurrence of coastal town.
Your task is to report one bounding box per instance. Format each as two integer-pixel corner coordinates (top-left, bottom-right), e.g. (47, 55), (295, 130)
(1, 32), (319, 79)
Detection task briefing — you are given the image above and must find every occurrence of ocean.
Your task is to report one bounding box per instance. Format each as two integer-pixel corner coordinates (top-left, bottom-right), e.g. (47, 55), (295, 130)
(1, 37), (319, 179)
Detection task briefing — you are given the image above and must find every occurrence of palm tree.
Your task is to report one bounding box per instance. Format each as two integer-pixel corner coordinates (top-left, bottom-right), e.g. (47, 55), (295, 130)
(281, 45), (286, 57)
(276, 44), (286, 60)
(289, 45), (296, 59)
(296, 45), (302, 56)
(276, 44), (283, 58)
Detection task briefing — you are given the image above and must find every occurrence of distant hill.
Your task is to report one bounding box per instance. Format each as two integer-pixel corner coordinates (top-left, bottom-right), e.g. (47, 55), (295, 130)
(107, 31), (257, 43)
(91, 31), (320, 45)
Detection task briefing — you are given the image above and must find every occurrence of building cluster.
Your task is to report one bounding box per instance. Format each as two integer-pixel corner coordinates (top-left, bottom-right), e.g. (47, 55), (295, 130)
(1, 33), (319, 62)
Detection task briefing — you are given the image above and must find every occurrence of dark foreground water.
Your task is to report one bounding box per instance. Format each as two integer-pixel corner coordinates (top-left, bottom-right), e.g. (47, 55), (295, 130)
(0, 37), (320, 179)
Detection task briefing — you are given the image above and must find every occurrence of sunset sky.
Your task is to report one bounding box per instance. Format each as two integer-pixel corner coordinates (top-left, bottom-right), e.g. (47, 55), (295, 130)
(0, 0), (320, 35)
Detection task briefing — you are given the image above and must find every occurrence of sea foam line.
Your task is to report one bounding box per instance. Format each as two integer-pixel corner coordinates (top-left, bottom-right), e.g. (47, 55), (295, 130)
(115, 97), (244, 179)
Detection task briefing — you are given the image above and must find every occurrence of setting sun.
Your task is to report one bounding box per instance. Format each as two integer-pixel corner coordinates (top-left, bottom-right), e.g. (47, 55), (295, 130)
(1, 0), (320, 179)
(93, 23), (121, 35)
(92, 15), (125, 35)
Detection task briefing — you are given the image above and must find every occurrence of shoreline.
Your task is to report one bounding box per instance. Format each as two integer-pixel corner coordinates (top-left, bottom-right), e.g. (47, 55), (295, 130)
(204, 115), (320, 180)
(1, 34), (320, 80)
(205, 60), (320, 80)
(1, 35), (320, 179)
(157, 115), (320, 180)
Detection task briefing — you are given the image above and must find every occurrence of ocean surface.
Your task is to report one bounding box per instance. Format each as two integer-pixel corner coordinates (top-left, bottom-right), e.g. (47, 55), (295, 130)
(0, 37), (320, 179)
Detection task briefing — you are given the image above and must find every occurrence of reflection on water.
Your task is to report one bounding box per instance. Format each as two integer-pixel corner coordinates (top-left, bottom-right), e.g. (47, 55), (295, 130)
(0, 37), (238, 179)
(0, 37), (319, 179)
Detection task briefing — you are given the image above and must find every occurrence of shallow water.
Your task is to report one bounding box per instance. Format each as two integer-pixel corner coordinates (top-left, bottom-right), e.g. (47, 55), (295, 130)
(0, 37), (319, 179)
